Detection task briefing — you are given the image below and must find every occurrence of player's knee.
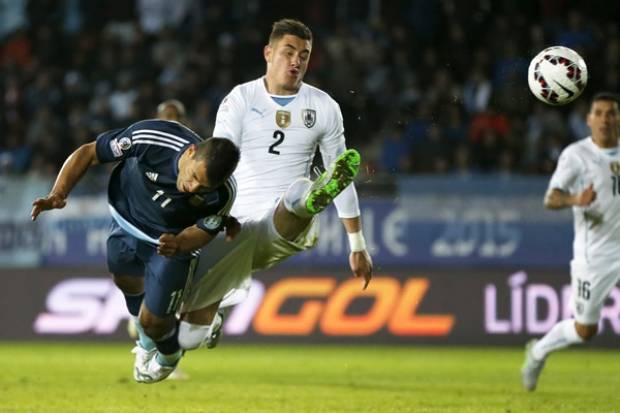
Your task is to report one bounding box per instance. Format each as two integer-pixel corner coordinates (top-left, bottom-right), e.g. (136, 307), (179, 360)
(113, 274), (143, 294)
(178, 321), (210, 350)
(141, 322), (169, 340)
(575, 323), (598, 341)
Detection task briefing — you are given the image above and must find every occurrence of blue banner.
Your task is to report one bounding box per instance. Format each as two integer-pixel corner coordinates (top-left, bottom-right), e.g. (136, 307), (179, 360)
(37, 197), (574, 268)
(0, 175), (575, 268)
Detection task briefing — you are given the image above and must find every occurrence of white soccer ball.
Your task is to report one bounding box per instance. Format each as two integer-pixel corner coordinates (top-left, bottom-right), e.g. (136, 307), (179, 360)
(527, 46), (588, 105)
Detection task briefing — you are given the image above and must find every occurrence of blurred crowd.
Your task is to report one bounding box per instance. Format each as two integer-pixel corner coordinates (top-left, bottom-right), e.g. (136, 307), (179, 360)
(1, 0), (619, 177)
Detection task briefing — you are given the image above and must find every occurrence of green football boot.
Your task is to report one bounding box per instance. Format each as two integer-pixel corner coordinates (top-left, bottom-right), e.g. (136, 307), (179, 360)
(305, 149), (361, 215)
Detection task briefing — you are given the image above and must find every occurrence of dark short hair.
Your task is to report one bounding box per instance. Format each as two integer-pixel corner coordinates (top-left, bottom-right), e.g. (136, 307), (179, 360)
(193, 138), (240, 187)
(269, 19), (312, 45)
(591, 92), (620, 107)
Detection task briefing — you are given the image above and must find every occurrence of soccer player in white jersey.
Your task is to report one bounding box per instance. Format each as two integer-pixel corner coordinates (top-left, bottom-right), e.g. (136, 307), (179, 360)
(522, 92), (620, 391)
(173, 18), (373, 350)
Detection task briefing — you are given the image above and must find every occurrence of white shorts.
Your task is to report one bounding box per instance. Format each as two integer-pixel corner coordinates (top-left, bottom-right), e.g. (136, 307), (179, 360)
(570, 259), (620, 324)
(181, 203), (319, 312)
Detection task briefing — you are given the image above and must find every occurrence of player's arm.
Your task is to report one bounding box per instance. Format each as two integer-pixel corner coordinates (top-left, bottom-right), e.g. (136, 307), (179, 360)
(31, 142), (100, 221)
(319, 98), (372, 289)
(157, 216), (241, 257)
(157, 225), (214, 256)
(31, 127), (131, 221)
(544, 184), (596, 210)
(158, 178), (239, 257)
(340, 216), (373, 289)
(544, 147), (592, 210)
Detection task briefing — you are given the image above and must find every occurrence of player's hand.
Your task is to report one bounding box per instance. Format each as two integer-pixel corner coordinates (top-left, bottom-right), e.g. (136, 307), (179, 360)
(349, 250), (373, 290)
(223, 216), (241, 241)
(576, 184), (596, 207)
(31, 193), (67, 221)
(157, 233), (180, 257)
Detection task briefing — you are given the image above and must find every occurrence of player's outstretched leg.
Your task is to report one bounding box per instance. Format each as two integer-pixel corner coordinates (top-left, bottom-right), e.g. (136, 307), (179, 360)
(305, 149), (361, 215)
(276, 149), (360, 241)
(521, 339), (546, 391)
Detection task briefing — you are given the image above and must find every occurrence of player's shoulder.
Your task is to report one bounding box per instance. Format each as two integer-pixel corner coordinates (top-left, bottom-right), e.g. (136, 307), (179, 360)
(301, 82), (338, 106)
(230, 78), (262, 99)
(561, 136), (593, 158)
(132, 119), (201, 142)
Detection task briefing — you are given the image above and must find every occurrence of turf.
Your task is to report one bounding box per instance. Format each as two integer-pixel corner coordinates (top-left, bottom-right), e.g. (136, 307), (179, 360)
(0, 343), (618, 413)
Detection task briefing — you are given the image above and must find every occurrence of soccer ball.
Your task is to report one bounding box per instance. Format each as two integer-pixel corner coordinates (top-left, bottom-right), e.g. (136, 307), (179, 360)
(527, 46), (588, 105)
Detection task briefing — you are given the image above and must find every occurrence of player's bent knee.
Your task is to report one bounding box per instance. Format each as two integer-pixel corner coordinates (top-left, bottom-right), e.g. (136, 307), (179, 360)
(178, 321), (211, 350)
(140, 312), (174, 340)
(112, 274), (143, 294)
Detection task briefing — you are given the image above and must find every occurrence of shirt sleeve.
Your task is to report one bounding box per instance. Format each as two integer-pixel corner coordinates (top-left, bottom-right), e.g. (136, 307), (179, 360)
(196, 214), (225, 235)
(548, 147), (582, 192)
(212, 86), (247, 147)
(95, 128), (135, 163)
(318, 98), (361, 219)
(195, 176), (237, 235)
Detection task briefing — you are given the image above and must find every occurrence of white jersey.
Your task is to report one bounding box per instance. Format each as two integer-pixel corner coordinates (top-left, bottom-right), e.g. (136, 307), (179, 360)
(213, 77), (360, 220)
(549, 137), (620, 264)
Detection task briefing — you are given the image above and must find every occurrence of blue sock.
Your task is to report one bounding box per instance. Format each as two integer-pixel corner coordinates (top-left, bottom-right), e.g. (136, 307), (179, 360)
(132, 316), (156, 351)
(123, 292), (144, 316)
(156, 350), (183, 367)
(155, 325), (181, 358)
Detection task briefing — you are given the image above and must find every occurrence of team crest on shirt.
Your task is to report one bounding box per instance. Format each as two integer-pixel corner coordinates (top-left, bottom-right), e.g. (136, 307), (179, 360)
(610, 161), (620, 175)
(275, 110), (291, 128)
(302, 109), (316, 128)
(203, 215), (223, 230)
(109, 137), (132, 157)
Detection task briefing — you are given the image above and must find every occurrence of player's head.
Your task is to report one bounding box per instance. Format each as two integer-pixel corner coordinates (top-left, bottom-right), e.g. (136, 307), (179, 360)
(264, 19), (313, 93)
(587, 92), (620, 145)
(177, 138), (240, 193)
(157, 99), (187, 122)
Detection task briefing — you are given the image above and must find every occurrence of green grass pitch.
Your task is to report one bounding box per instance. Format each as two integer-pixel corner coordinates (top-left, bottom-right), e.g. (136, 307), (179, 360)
(0, 342), (618, 413)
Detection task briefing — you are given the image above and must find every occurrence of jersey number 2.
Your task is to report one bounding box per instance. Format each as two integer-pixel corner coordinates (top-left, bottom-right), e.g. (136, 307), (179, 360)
(269, 130), (285, 155)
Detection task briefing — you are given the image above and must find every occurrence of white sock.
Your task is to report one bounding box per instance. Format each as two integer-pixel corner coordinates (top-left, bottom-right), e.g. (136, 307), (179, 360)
(282, 178), (313, 218)
(178, 320), (211, 350)
(532, 319), (584, 360)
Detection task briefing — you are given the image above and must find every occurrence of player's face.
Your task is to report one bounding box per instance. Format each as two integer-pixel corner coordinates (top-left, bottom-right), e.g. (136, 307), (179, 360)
(264, 34), (311, 93)
(177, 147), (212, 193)
(587, 100), (620, 146)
